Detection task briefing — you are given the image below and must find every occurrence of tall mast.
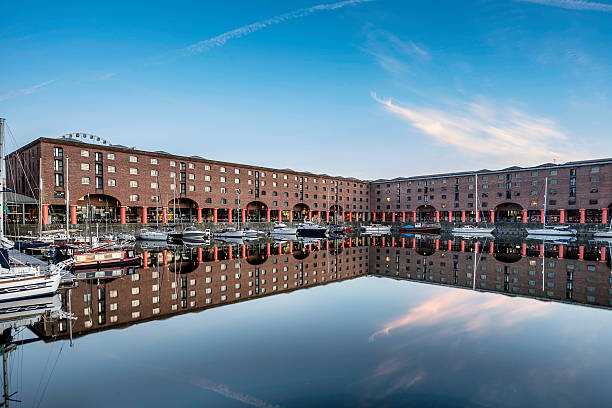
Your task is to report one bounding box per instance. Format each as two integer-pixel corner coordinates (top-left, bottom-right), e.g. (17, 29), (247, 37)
(65, 157), (70, 238)
(0, 118), (4, 239)
(475, 173), (478, 224)
(543, 177), (548, 229)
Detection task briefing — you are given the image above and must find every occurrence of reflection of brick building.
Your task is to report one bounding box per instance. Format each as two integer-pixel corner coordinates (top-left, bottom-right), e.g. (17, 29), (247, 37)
(369, 236), (612, 308)
(35, 239), (369, 340)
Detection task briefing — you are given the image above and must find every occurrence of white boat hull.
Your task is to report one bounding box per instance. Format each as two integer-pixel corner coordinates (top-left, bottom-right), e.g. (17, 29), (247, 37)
(594, 231), (612, 238)
(362, 227), (391, 234)
(0, 273), (61, 302)
(526, 229), (576, 237)
(138, 232), (168, 241)
(452, 227), (495, 234)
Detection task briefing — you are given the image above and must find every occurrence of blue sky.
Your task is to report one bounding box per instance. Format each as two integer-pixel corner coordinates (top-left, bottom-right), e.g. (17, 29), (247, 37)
(1, 0), (611, 179)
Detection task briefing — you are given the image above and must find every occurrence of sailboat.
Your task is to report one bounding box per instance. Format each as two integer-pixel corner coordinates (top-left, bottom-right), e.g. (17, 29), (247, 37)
(0, 119), (73, 301)
(452, 174), (495, 236)
(526, 177), (577, 238)
(138, 174), (168, 241)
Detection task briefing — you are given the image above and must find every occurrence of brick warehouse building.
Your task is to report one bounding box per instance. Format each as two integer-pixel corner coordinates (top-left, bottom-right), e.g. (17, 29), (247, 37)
(5, 133), (612, 226)
(6, 135), (370, 225)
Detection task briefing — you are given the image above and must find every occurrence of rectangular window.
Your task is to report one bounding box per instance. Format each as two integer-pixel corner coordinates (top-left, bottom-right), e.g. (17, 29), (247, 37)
(151, 170), (158, 176)
(129, 156), (138, 163)
(108, 165), (116, 173)
(54, 159), (63, 172)
(54, 147), (63, 157)
(130, 168), (138, 175)
(130, 181), (138, 188)
(107, 153), (115, 160)
(130, 194), (139, 202)
(108, 179), (116, 187)
(81, 163), (90, 171)
(150, 158), (158, 165)
(81, 177), (90, 185)
(81, 150), (89, 157)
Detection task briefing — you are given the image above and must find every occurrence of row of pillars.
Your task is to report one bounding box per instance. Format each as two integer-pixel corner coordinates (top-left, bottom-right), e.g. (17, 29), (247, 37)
(39, 204), (609, 226)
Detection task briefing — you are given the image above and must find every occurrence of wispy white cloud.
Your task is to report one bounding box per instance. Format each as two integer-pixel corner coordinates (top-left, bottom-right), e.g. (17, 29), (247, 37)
(361, 29), (429, 75)
(183, 0), (374, 56)
(518, 0), (612, 12)
(0, 79), (56, 102)
(371, 92), (584, 165)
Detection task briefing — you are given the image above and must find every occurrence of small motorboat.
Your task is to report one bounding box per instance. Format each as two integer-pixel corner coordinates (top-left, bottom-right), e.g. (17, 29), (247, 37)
(296, 221), (327, 238)
(362, 224), (391, 234)
(213, 227), (246, 239)
(452, 225), (495, 236)
(138, 228), (168, 241)
(243, 227), (265, 238)
(526, 226), (577, 237)
(181, 226), (210, 240)
(269, 222), (297, 236)
(55, 245), (139, 270)
(400, 223), (442, 234)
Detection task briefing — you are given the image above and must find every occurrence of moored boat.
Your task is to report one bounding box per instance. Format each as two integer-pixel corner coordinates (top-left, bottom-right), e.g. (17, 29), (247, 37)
(296, 221), (327, 238)
(361, 224), (391, 234)
(400, 223), (442, 234)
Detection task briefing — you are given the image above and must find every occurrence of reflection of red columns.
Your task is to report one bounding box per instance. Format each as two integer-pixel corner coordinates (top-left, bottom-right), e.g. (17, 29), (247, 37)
(521, 243), (527, 257)
(242, 209), (246, 223)
(162, 249), (168, 266)
(540, 209), (545, 223)
(579, 246), (584, 260)
(162, 207), (168, 224)
(391, 237), (395, 247)
(308, 210), (312, 221)
(602, 208), (608, 224)
(601, 247), (607, 262)
(213, 208), (218, 223)
(461, 240), (465, 252)
(341, 240), (345, 248)
(142, 251), (149, 269)
(539, 244), (544, 258)
(228, 245), (233, 260)
(266, 209), (271, 222)
(326, 211), (330, 223)
(392, 212), (396, 223)
(461, 211), (466, 223)
(278, 244), (282, 255)
(435, 211), (440, 222)
(558, 245), (564, 259)
(141, 206), (148, 224)
(489, 242), (494, 254)
(412, 238), (416, 249)
(42, 204), (49, 225)
(70, 205), (77, 224)
(198, 248), (203, 263)
(381, 237), (385, 247)
(228, 209), (233, 223)
(475, 241), (479, 255)
(342, 211), (345, 222)
(214, 246), (218, 261)
(289, 242), (293, 254)
(559, 209), (565, 224)
(448, 240), (452, 252)
(317, 241), (321, 250)
(522, 209), (528, 223)
(476, 210), (480, 223)
(401, 238), (405, 248)
(382, 212), (386, 222)
(435, 240), (439, 251)
(289, 210), (293, 223)
(412, 211), (417, 222)
(197, 208), (202, 223)
(266, 243), (271, 256)
(490, 210), (495, 224)
(448, 211), (453, 223)
(579, 209), (585, 224)
(278, 210), (282, 222)
(242, 245), (246, 258)
(119, 206), (126, 224)
(402, 212), (406, 222)
(326, 240), (329, 250)
(372, 212), (377, 222)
